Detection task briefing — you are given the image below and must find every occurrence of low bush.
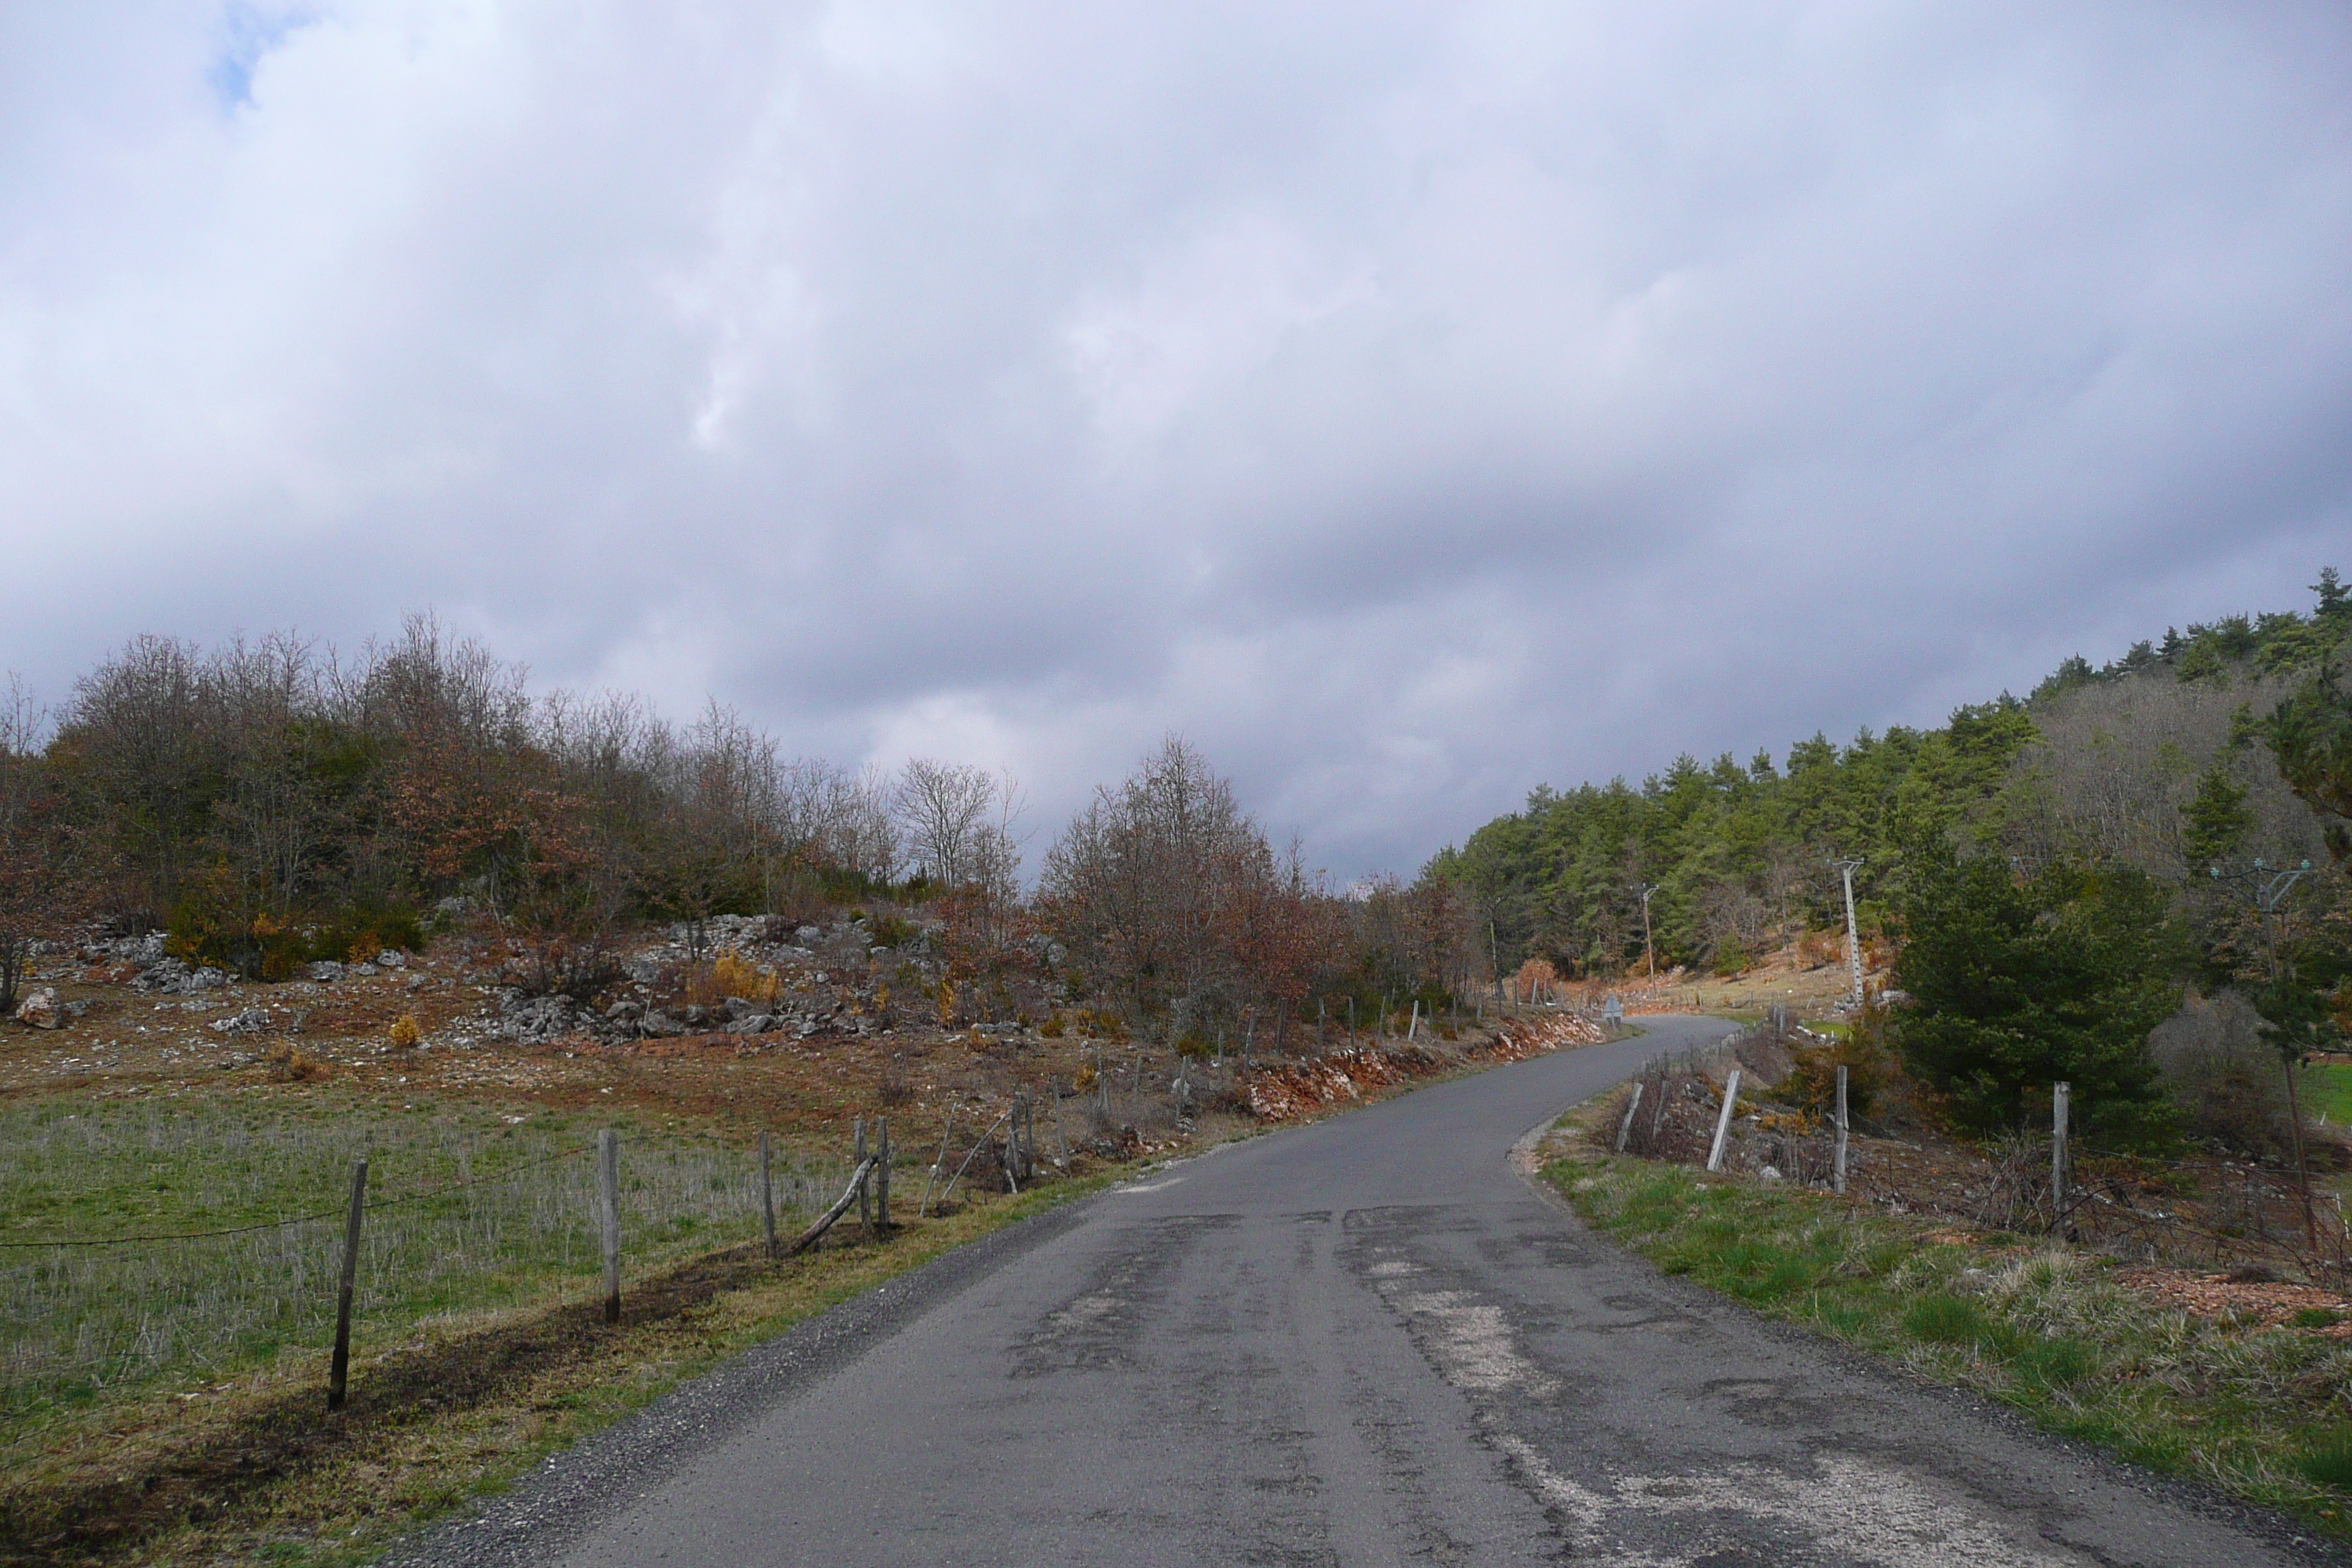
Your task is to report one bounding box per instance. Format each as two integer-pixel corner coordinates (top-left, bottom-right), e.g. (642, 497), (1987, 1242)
(167, 878), (427, 980)
(1782, 996), (1897, 1119)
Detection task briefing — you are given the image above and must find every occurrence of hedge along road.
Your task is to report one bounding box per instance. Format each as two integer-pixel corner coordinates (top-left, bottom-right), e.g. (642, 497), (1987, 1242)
(401, 1017), (2331, 1568)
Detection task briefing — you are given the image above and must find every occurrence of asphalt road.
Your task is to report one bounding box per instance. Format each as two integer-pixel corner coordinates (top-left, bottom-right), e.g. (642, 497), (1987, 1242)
(408, 1017), (2337, 1567)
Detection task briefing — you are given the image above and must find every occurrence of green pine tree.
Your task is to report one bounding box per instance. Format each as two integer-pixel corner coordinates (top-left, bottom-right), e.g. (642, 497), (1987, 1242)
(2181, 759), (2253, 869)
(1892, 851), (2182, 1142)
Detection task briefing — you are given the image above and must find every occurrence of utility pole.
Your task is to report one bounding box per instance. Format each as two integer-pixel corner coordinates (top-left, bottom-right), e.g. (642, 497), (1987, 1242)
(1828, 858), (1864, 1007)
(1488, 919), (1503, 1011)
(1636, 883), (1657, 979)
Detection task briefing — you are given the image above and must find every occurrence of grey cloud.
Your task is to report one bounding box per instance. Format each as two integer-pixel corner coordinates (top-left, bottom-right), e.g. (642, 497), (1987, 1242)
(2, 1), (2348, 877)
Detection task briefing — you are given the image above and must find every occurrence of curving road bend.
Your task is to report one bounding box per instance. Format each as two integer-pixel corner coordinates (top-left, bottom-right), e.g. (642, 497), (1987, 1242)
(408, 1017), (2334, 1567)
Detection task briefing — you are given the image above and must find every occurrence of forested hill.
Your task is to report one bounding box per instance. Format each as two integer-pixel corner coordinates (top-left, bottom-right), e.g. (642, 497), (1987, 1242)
(1428, 570), (2352, 978)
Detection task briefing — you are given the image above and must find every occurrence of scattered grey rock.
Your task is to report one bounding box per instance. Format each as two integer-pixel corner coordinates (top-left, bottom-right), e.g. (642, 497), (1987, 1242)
(134, 961), (230, 995)
(308, 960), (344, 982)
(639, 1010), (685, 1039)
(606, 1000), (643, 1022)
(15, 987), (62, 1028)
(726, 1014), (775, 1036)
(623, 956), (663, 984)
(350, 962), (380, 978)
(497, 993), (583, 1044)
(378, 949), (407, 967)
(208, 1007), (269, 1036)
(795, 925), (823, 945)
(89, 932), (167, 967)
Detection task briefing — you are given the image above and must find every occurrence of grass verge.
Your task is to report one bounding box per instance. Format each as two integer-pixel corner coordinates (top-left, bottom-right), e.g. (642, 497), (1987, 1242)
(0, 1169), (1123, 1568)
(1543, 1127), (2352, 1542)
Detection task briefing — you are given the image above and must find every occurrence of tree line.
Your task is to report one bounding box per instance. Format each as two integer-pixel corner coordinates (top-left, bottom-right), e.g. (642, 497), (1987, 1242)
(0, 617), (1485, 1044)
(1430, 569), (2352, 1144)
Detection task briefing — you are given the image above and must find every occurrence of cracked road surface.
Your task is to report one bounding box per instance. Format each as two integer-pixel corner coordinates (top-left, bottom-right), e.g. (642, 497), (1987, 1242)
(410, 1017), (2334, 1566)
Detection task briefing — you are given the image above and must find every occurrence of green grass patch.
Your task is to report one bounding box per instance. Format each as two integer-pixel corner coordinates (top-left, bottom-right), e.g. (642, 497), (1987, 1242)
(0, 1090), (859, 1435)
(1547, 1146), (2352, 1539)
(2302, 1063), (2352, 1128)
(2302, 1440), (2352, 1491)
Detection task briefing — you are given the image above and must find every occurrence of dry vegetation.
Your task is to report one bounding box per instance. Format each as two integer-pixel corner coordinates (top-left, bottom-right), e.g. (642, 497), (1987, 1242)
(1550, 1007), (2352, 1541)
(0, 902), (1602, 1566)
(0, 615), (1607, 1564)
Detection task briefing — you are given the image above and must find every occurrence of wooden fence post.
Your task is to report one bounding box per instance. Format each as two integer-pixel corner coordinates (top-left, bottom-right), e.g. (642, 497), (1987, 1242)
(855, 1118), (870, 1240)
(1706, 1069), (1742, 1172)
(328, 1157), (367, 1411)
(2285, 1056), (2320, 1249)
(598, 1129), (621, 1324)
(876, 1117), (891, 1230)
(1833, 1065), (1850, 1196)
(1614, 1081), (1644, 1154)
(2051, 1082), (2070, 1240)
(758, 1131), (778, 1258)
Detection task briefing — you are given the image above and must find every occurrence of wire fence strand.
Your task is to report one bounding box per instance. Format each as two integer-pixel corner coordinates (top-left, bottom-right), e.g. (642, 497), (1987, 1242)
(0, 1144), (596, 1249)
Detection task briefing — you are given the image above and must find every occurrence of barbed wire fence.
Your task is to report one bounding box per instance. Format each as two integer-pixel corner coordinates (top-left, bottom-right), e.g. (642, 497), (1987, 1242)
(1607, 1023), (2352, 1284)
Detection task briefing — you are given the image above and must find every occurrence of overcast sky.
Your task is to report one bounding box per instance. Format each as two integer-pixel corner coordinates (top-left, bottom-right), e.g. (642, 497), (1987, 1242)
(4, 2), (2348, 878)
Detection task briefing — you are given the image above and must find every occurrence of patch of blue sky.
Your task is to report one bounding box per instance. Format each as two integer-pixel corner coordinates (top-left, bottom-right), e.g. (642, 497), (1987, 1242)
(208, 3), (313, 112)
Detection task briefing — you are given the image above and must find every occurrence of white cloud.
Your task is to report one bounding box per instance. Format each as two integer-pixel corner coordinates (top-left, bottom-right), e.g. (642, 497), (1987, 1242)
(1, 1), (2347, 874)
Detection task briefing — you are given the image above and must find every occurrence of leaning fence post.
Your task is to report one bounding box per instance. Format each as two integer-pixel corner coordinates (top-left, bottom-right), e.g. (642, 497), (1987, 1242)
(1615, 1080), (1644, 1154)
(920, 1107), (957, 1218)
(1409, 1000), (1420, 1040)
(599, 1129), (622, 1323)
(758, 1130), (778, 1257)
(1706, 1068), (1742, 1172)
(2051, 1082), (2070, 1239)
(876, 1117), (891, 1229)
(1833, 1064), (1850, 1195)
(328, 1156), (368, 1411)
